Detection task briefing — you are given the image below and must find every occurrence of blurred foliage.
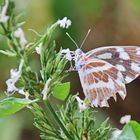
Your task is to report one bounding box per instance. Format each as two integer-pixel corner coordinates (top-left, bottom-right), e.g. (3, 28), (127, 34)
(117, 121), (140, 140)
(31, 95), (111, 140)
(51, 0), (105, 49)
(0, 110), (34, 140)
(0, 116), (23, 140)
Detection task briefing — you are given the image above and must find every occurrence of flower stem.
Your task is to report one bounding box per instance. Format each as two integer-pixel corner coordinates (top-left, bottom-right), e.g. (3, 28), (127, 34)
(45, 99), (73, 140)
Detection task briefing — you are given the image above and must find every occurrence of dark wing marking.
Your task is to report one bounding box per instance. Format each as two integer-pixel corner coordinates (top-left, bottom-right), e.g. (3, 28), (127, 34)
(86, 46), (140, 83)
(78, 57), (126, 107)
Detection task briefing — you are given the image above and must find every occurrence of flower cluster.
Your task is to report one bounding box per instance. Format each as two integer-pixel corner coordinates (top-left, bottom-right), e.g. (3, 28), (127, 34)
(111, 114), (131, 139)
(120, 115), (131, 124)
(5, 60), (29, 99)
(14, 28), (27, 47)
(42, 78), (51, 100)
(35, 43), (43, 54)
(75, 96), (87, 112)
(57, 17), (71, 29)
(0, 0), (9, 23)
(6, 59), (24, 94)
(61, 48), (73, 61)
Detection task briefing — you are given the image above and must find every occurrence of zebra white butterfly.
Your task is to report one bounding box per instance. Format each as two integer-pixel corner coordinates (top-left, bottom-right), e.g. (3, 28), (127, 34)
(62, 31), (140, 107)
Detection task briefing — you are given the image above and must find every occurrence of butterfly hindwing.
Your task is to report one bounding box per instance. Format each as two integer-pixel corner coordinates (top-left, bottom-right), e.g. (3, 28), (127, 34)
(78, 57), (126, 107)
(86, 46), (140, 84)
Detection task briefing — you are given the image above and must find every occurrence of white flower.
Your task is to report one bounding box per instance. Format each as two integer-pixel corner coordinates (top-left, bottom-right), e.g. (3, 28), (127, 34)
(6, 59), (24, 94)
(6, 79), (17, 94)
(35, 43), (42, 54)
(75, 96), (87, 112)
(57, 17), (71, 28)
(120, 115), (131, 124)
(18, 89), (29, 99)
(111, 129), (122, 139)
(42, 78), (51, 100)
(0, 0), (9, 23)
(61, 48), (72, 61)
(14, 28), (27, 46)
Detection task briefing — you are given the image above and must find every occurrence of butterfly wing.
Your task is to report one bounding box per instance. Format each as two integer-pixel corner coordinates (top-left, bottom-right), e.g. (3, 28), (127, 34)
(86, 46), (140, 84)
(78, 57), (126, 107)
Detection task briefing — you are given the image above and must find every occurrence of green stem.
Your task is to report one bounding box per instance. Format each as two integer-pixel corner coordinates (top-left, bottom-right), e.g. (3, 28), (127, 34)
(26, 22), (58, 56)
(0, 23), (12, 39)
(0, 23), (7, 33)
(26, 33), (47, 56)
(45, 99), (73, 140)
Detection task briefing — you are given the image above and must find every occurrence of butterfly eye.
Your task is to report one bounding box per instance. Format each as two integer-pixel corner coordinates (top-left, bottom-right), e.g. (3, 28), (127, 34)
(78, 51), (82, 55)
(75, 49), (83, 56)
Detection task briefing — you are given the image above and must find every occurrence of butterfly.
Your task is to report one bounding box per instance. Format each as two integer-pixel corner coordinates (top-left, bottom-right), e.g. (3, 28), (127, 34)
(63, 31), (140, 107)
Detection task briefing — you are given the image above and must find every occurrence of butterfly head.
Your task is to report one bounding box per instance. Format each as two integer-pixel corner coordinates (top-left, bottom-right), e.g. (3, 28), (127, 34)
(75, 49), (83, 55)
(74, 49), (85, 69)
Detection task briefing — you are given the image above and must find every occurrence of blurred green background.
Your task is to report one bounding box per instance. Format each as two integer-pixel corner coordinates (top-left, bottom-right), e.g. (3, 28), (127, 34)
(1, 0), (140, 139)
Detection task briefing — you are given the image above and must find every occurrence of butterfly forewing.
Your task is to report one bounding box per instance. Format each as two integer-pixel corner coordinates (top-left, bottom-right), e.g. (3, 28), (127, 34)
(86, 46), (140, 84)
(78, 57), (126, 107)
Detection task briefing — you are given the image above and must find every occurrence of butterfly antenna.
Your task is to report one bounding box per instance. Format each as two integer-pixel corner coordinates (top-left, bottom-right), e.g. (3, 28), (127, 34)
(80, 29), (91, 49)
(66, 32), (79, 49)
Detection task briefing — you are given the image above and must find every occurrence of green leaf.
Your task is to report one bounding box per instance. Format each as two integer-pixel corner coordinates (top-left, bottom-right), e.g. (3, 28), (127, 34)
(0, 97), (37, 118)
(0, 0), (3, 5)
(53, 82), (70, 100)
(0, 50), (16, 57)
(118, 121), (140, 140)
